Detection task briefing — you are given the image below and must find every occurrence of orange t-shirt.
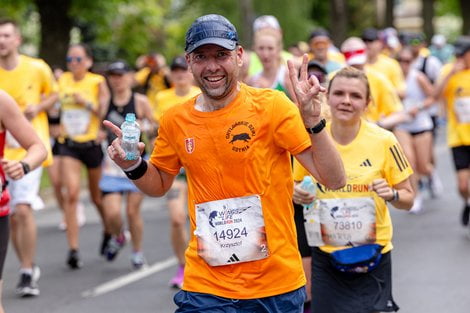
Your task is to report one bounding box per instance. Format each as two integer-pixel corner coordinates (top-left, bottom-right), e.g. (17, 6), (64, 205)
(150, 84), (310, 299)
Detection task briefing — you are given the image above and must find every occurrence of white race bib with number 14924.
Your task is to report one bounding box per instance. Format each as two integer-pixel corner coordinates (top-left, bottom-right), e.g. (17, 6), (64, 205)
(194, 195), (269, 266)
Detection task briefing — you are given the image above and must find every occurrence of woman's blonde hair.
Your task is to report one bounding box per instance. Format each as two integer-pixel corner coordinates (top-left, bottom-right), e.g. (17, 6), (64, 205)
(328, 66), (371, 102)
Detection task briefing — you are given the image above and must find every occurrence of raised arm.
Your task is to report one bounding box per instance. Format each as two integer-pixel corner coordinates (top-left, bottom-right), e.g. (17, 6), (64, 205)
(287, 55), (346, 190)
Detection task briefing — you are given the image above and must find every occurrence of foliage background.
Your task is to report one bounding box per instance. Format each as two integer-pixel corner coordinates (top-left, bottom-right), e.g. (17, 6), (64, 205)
(0, 0), (467, 68)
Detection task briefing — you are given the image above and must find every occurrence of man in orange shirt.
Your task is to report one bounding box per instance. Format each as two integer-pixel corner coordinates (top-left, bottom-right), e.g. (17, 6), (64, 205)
(104, 14), (345, 312)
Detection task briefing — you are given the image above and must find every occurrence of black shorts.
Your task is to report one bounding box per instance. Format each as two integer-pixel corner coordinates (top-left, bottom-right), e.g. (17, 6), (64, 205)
(294, 202), (311, 257)
(451, 145), (470, 171)
(59, 139), (104, 169)
(51, 139), (63, 156)
(0, 215), (9, 280)
(311, 247), (399, 313)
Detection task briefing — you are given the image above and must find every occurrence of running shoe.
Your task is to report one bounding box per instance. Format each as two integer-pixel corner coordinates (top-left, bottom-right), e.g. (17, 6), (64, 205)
(409, 193), (424, 214)
(67, 249), (83, 269)
(105, 233), (126, 261)
(16, 265), (40, 297)
(100, 232), (112, 256)
(131, 252), (147, 270)
(169, 265), (184, 289)
(462, 204), (470, 226)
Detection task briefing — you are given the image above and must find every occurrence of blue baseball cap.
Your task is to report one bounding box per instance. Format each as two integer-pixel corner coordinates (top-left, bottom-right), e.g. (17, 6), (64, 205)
(185, 14), (239, 53)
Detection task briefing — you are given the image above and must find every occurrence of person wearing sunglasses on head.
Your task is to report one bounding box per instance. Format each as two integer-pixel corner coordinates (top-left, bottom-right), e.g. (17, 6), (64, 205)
(57, 43), (110, 269)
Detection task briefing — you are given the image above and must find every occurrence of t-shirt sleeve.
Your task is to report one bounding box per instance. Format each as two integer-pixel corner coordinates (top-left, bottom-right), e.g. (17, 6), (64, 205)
(293, 158), (310, 182)
(135, 68), (150, 86)
(39, 62), (54, 96)
(272, 91), (311, 155)
(383, 133), (413, 186)
(378, 79), (403, 116)
(149, 113), (181, 176)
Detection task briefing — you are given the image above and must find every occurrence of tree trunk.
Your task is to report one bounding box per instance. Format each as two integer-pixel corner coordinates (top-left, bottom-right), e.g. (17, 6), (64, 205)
(459, 0), (470, 35)
(35, 0), (73, 69)
(240, 0), (255, 47)
(329, 0), (347, 47)
(422, 0), (434, 42)
(385, 0), (394, 28)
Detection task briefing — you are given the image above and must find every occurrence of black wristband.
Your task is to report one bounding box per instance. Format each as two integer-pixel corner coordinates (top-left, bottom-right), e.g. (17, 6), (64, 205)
(124, 159), (148, 180)
(20, 161), (31, 175)
(306, 118), (326, 134)
(387, 189), (399, 202)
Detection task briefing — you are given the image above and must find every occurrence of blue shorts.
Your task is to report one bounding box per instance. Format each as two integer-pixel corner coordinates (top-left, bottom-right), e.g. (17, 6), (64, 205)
(174, 286), (306, 313)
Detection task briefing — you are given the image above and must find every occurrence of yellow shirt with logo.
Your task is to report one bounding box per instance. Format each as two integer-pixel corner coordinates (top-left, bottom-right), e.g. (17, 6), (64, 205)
(153, 86), (200, 122)
(0, 55), (54, 166)
(293, 120), (413, 254)
(442, 69), (470, 147)
(58, 72), (104, 142)
(366, 54), (406, 93)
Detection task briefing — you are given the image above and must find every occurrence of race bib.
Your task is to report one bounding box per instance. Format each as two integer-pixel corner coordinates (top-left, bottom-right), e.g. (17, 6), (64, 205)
(318, 197), (376, 246)
(454, 97), (470, 123)
(194, 195), (269, 266)
(5, 131), (21, 149)
(62, 109), (91, 136)
(303, 201), (324, 247)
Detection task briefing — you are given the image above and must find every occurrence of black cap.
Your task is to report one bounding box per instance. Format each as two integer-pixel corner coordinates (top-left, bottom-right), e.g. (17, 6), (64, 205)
(185, 14), (239, 53)
(454, 36), (470, 57)
(309, 28), (330, 41)
(170, 56), (188, 70)
(361, 28), (379, 42)
(106, 60), (131, 74)
(307, 60), (327, 75)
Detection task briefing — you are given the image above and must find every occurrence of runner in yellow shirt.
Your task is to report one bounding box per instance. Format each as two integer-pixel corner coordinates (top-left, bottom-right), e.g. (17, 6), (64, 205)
(0, 17), (56, 297)
(57, 43), (110, 269)
(339, 37), (406, 129)
(437, 36), (470, 226)
(362, 28), (406, 96)
(293, 67), (414, 312)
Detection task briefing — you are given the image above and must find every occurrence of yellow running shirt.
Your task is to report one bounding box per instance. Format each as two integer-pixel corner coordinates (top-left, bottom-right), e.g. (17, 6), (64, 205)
(442, 69), (470, 147)
(364, 67), (403, 122)
(366, 54), (406, 93)
(153, 86), (200, 122)
(135, 67), (168, 107)
(0, 55), (54, 166)
(293, 120), (412, 254)
(151, 84), (310, 299)
(58, 72), (104, 142)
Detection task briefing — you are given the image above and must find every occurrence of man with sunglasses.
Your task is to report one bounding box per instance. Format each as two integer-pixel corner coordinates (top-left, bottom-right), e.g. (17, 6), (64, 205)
(0, 17), (56, 297)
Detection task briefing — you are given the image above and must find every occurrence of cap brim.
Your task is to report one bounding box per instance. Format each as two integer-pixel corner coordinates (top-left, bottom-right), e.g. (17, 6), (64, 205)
(186, 38), (237, 53)
(107, 69), (128, 75)
(346, 54), (367, 66)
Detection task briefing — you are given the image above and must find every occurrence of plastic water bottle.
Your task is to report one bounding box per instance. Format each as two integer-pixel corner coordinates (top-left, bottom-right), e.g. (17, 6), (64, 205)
(300, 176), (324, 246)
(120, 113), (140, 160)
(300, 176), (316, 210)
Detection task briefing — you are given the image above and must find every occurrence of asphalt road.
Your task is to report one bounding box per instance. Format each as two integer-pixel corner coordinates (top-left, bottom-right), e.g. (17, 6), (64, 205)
(3, 129), (470, 313)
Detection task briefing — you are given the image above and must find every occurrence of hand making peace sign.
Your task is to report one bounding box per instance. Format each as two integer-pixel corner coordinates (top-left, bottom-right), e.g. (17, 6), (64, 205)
(287, 54), (326, 127)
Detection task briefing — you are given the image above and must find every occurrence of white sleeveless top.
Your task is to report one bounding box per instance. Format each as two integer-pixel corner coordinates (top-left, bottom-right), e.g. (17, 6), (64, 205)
(396, 69), (433, 133)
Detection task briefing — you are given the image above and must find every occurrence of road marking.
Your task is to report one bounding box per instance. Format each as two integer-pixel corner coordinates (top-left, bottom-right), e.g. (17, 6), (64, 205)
(81, 257), (177, 298)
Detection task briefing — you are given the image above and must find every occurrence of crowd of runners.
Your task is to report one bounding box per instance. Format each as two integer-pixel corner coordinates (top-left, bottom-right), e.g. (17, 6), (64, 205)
(0, 12), (469, 313)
